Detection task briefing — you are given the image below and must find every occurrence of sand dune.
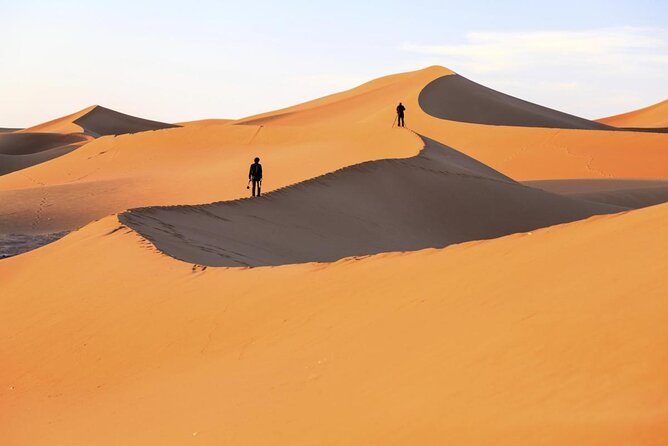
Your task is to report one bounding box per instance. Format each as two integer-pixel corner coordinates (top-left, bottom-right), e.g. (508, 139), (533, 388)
(0, 132), (92, 176)
(2, 201), (667, 445)
(1, 106), (178, 177)
(121, 136), (621, 266)
(2, 66), (666, 240)
(598, 99), (668, 129)
(0, 145), (81, 176)
(0, 127), (21, 133)
(0, 132), (89, 156)
(419, 74), (611, 129)
(21, 105), (178, 136)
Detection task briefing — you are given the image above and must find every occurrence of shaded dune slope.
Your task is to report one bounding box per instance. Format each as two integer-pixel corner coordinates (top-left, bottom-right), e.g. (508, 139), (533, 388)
(121, 135), (622, 267)
(0, 132), (88, 156)
(419, 74), (612, 129)
(0, 132), (91, 175)
(525, 179), (668, 209)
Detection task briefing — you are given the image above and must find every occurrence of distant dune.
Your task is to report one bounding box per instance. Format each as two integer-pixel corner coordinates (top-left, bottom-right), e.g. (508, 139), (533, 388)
(121, 136), (621, 267)
(21, 105), (178, 137)
(0, 132), (91, 176)
(1, 106), (179, 176)
(598, 99), (668, 129)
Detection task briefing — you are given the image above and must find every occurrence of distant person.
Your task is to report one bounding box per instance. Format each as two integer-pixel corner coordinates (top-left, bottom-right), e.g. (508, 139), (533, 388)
(396, 102), (406, 127)
(248, 157), (263, 197)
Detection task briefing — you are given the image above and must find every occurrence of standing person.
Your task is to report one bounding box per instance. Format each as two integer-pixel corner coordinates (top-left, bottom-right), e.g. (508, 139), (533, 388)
(396, 102), (406, 127)
(248, 157), (263, 197)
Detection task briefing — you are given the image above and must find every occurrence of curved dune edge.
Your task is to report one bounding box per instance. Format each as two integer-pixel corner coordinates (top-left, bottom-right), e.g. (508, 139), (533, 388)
(119, 135), (622, 267)
(418, 74), (611, 130)
(598, 99), (668, 129)
(2, 202), (667, 444)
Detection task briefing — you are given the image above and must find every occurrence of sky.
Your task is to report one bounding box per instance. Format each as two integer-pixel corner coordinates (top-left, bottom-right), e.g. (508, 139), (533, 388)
(1, 0), (667, 127)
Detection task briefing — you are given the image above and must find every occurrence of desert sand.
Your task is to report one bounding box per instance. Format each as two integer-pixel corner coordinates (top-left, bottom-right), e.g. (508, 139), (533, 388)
(2, 202), (667, 445)
(2, 67), (667, 239)
(598, 99), (668, 129)
(120, 136), (620, 266)
(1, 65), (667, 445)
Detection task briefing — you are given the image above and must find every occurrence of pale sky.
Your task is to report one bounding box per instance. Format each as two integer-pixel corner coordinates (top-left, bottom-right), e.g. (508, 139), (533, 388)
(2, 0), (667, 127)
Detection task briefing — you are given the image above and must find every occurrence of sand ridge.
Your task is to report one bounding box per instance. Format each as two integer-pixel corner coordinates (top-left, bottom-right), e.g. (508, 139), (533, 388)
(120, 135), (622, 266)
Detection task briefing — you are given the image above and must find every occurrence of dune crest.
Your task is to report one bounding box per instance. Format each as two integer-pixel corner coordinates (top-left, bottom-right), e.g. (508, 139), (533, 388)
(20, 105), (178, 136)
(120, 135), (621, 267)
(597, 99), (668, 130)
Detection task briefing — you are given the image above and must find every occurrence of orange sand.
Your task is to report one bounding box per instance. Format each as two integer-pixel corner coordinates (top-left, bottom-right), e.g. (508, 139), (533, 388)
(2, 202), (667, 445)
(2, 67), (667, 235)
(598, 99), (668, 128)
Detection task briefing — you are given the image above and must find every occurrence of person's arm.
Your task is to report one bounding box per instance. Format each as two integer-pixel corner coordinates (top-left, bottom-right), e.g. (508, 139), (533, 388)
(258, 165), (263, 179)
(249, 165), (252, 180)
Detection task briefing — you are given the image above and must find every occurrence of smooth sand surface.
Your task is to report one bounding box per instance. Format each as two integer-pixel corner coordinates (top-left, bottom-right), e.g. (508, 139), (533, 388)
(2, 202), (667, 445)
(419, 74), (611, 129)
(121, 136), (621, 266)
(598, 99), (668, 129)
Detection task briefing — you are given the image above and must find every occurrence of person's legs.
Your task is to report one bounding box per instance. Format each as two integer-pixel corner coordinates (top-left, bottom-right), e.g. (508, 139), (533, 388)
(398, 115), (404, 127)
(257, 180), (262, 196)
(252, 180), (257, 197)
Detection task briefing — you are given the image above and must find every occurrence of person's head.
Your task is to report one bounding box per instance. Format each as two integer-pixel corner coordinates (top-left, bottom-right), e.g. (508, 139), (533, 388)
(399, 102), (402, 105)
(254, 157), (260, 163)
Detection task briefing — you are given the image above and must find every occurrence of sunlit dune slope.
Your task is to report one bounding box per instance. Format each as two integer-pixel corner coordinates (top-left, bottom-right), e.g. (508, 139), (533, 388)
(598, 99), (668, 129)
(237, 66), (668, 180)
(121, 136), (621, 266)
(0, 122), (420, 234)
(2, 202), (667, 445)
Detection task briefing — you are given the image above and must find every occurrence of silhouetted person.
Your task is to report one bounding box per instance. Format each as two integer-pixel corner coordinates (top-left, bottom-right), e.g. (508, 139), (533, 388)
(396, 102), (406, 127)
(249, 157), (263, 197)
